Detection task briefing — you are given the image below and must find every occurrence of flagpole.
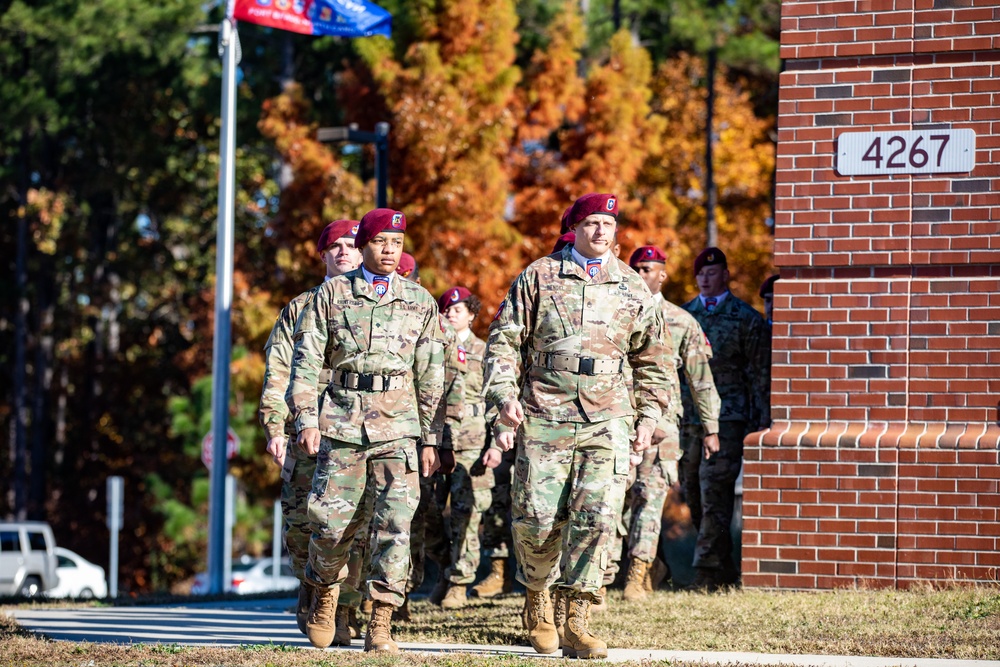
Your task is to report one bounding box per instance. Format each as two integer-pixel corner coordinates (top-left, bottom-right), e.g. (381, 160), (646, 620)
(207, 10), (239, 595)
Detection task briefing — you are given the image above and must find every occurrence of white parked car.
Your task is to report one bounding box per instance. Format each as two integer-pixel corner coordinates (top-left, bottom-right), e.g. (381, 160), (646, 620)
(48, 547), (108, 599)
(191, 557), (298, 595)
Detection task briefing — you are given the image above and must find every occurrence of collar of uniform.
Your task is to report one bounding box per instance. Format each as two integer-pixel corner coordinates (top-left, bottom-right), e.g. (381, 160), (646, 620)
(559, 245), (620, 283)
(699, 290), (730, 311)
(351, 267), (402, 303)
(457, 328), (472, 343)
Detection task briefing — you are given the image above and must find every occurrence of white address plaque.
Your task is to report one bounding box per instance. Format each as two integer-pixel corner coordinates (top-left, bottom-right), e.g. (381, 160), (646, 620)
(836, 129), (976, 176)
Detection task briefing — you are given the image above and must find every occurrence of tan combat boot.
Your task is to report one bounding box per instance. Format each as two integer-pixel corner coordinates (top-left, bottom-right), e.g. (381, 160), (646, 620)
(552, 589), (568, 649)
(440, 584), (468, 610)
(333, 604), (352, 646)
(429, 577), (449, 606)
(471, 558), (511, 598)
(347, 605), (362, 639)
(646, 558), (669, 593)
(623, 559), (651, 601)
(305, 582), (339, 649)
(563, 594), (608, 659)
(590, 586), (608, 612)
(364, 600), (399, 653)
(392, 594), (411, 621)
(524, 588), (559, 654)
(295, 581), (312, 635)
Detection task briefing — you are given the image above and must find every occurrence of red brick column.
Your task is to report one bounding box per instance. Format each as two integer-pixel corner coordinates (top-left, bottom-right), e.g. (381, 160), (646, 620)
(742, 0), (1000, 589)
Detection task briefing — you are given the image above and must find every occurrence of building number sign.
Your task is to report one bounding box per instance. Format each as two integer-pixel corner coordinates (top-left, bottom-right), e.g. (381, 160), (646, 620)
(836, 129), (976, 176)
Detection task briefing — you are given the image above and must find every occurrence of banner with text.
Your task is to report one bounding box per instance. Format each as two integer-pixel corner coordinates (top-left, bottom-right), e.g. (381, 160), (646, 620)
(232, 0), (391, 38)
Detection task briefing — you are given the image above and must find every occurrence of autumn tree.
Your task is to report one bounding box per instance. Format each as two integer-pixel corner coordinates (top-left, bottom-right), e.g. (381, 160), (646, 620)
(352, 0), (522, 318)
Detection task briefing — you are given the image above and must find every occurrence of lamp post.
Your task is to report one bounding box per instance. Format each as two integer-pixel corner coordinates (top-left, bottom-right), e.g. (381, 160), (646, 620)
(317, 122), (390, 207)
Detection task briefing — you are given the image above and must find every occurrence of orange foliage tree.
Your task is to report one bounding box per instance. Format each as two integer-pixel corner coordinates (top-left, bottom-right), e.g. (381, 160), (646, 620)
(643, 54), (776, 306)
(353, 0), (523, 322)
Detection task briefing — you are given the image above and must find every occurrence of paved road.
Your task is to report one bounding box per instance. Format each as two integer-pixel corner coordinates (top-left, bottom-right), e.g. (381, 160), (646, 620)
(8, 598), (1000, 667)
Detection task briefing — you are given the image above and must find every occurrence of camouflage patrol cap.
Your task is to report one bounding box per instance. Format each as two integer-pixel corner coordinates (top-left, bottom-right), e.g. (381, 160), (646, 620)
(438, 286), (472, 312)
(694, 247), (727, 275)
(759, 274), (780, 297)
(566, 193), (618, 231)
(355, 208), (406, 249)
(629, 245), (667, 267)
(316, 219), (359, 252)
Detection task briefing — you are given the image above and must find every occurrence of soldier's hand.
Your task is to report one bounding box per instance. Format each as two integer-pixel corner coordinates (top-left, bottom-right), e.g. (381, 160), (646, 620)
(632, 423), (653, 453)
(499, 400), (524, 430)
(438, 449), (457, 474)
(702, 433), (721, 459)
(298, 428), (321, 456)
(482, 447), (502, 469)
(420, 446), (440, 477)
(266, 436), (287, 467)
(496, 430), (515, 452)
(653, 428), (668, 441)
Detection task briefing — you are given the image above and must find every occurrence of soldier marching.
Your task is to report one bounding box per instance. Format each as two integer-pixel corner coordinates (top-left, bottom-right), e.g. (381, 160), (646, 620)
(260, 197), (772, 656)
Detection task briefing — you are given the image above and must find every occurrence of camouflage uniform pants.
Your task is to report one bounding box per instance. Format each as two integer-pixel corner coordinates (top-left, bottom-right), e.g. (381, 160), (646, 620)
(602, 421), (680, 584)
(444, 447), (494, 585)
(679, 421), (744, 571)
(306, 434), (420, 607)
(408, 469), (450, 592)
(482, 446), (515, 559)
(280, 443), (316, 580)
(513, 415), (630, 597)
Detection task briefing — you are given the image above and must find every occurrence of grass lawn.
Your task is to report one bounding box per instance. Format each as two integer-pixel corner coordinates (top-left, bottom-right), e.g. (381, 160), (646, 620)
(2, 584), (999, 666)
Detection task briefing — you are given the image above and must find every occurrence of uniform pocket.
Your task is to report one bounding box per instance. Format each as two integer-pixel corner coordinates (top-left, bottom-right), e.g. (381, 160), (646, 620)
(614, 448), (632, 476)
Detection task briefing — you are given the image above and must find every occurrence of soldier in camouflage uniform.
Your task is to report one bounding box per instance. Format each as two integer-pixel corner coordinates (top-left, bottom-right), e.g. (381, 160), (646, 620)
(258, 219), (361, 638)
(287, 208), (444, 652)
(622, 245), (721, 600)
(397, 254), (462, 617)
(483, 193), (676, 659)
(680, 247), (770, 591)
(434, 287), (494, 610)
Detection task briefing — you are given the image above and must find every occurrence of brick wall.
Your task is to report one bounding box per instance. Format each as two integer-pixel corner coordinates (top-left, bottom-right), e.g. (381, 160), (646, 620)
(743, 0), (1000, 589)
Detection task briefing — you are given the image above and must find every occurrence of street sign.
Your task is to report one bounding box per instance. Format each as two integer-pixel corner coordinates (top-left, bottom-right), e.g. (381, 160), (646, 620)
(106, 476), (124, 531)
(201, 427), (241, 469)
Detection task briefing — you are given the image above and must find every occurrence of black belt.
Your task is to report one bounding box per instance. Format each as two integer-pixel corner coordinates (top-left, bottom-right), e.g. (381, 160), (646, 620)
(533, 351), (623, 376)
(332, 370), (407, 392)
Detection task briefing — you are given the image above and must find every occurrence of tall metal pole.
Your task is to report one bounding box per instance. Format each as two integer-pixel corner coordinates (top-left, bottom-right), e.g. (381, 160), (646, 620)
(208, 16), (239, 595)
(375, 122), (390, 208)
(705, 45), (719, 249)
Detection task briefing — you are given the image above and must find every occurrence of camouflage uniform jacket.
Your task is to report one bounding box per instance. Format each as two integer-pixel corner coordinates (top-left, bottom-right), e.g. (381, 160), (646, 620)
(452, 331), (488, 452)
(483, 245), (674, 428)
(434, 315), (466, 449)
(287, 268), (445, 445)
(259, 284), (321, 440)
(658, 294), (721, 434)
(681, 292), (770, 426)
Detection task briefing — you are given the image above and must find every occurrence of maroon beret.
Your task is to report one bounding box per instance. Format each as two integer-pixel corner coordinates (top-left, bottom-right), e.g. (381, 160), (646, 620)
(629, 245), (667, 267)
(566, 193), (618, 231)
(316, 219), (360, 252)
(694, 247), (727, 276)
(553, 232), (576, 254)
(355, 208), (406, 249)
(559, 205), (574, 234)
(438, 286), (472, 312)
(759, 274), (780, 298)
(397, 252), (418, 278)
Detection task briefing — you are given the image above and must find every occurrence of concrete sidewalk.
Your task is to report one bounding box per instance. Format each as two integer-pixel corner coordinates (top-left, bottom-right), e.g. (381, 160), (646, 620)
(8, 603), (999, 667)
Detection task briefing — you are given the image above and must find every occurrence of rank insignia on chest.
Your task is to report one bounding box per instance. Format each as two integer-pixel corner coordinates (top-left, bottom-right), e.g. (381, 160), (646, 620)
(372, 276), (389, 297)
(457, 345), (467, 364)
(586, 259), (602, 278)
